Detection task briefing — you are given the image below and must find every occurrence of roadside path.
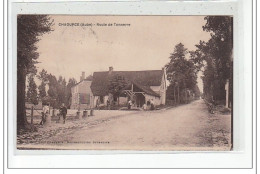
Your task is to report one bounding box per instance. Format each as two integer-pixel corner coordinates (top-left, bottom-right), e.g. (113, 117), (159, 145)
(17, 100), (231, 151)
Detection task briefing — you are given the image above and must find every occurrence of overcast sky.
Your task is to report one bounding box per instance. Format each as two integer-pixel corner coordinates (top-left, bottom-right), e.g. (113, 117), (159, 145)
(36, 15), (211, 91)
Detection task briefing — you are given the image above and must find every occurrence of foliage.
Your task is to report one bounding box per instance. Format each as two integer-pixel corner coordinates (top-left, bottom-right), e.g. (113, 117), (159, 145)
(192, 84), (201, 99)
(165, 43), (198, 103)
(190, 16), (233, 102)
(166, 83), (175, 101)
(37, 69), (49, 83)
(66, 78), (77, 107)
(38, 81), (47, 100)
(108, 75), (128, 104)
(47, 74), (59, 108)
(46, 74), (77, 108)
(57, 76), (67, 106)
(17, 15), (53, 75)
(26, 74), (38, 105)
(17, 15), (53, 130)
(37, 69), (49, 101)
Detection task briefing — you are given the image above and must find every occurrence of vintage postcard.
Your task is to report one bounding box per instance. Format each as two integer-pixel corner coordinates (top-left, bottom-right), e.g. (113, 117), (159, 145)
(16, 15), (233, 151)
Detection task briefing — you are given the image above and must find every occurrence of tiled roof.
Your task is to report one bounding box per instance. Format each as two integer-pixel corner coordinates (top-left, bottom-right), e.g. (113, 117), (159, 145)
(90, 70), (163, 97)
(72, 75), (93, 87)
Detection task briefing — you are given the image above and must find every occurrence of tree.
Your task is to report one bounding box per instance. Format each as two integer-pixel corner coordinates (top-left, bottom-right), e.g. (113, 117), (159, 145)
(108, 74), (128, 105)
(57, 76), (67, 106)
(17, 15), (53, 130)
(26, 74), (38, 105)
(66, 78), (77, 108)
(166, 83), (176, 101)
(192, 84), (201, 99)
(37, 69), (47, 98)
(165, 43), (198, 104)
(37, 69), (49, 103)
(46, 74), (76, 108)
(37, 69), (49, 82)
(38, 82), (47, 100)
(190, 16), (233, 103)
(47, 74), (59, 108)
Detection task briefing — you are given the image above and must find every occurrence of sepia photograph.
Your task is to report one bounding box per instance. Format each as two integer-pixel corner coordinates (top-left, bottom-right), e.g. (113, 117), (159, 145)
(16, 15), (233, 151)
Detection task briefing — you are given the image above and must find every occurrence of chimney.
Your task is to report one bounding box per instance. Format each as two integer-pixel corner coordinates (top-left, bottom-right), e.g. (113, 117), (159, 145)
(109, 66), (113, 74)
(82, 72), (85, 80)
(80, 72), (85, 81)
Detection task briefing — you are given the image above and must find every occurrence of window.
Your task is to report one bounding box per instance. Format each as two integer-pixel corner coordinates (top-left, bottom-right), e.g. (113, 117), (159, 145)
(79, 93), (90, 104)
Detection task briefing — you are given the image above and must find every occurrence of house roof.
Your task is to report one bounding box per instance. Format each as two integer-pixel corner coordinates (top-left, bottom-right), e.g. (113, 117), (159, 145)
(72, 75), (93, 87)
(123, 81), (160, 97)
(90, 70), (163, 96)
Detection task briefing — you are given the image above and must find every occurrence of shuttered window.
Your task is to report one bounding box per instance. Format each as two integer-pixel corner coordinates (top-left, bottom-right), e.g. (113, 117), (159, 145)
(79, 93), (90, 104)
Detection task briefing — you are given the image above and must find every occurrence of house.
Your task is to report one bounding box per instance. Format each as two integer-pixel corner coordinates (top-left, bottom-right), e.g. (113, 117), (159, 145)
(71, 67), (167, 110)
(91, 67), (166, 108)
(70, 73), (94, 110)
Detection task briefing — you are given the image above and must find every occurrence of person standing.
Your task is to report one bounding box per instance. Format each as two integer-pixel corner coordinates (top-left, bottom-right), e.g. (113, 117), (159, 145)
(128, 100), (132, 110)
(96, 97), (100, 109)
(40, 104), (49, 125)
(107, 99), (110, 110)
(59, 103), (67, 124)
(150, 99), (155, 110)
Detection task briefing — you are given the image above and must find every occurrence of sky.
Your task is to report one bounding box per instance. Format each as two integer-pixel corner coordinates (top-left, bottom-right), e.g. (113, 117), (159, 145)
(36, 15), (211, 91)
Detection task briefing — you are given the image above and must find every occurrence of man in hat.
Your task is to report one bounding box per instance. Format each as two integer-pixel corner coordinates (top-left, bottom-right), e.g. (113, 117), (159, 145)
(59, 103), (67, 124)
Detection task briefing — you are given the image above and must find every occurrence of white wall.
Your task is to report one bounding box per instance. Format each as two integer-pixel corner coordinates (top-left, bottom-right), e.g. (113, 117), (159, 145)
(150, 86), (160, 94)
(71, 80), (94, 109)
(159, 69), (167, 105)
(93, 95), (109, 107)
(144, 94), (161, 106)
(149, 69), (166, 105)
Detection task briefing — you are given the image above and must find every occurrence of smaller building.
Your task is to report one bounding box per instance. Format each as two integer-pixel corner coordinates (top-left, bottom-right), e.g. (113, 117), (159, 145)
(70, 73), (94, 110)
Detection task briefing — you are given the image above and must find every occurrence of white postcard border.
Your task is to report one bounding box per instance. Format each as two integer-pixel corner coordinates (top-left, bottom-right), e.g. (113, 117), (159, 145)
(6, 0), (254, 169)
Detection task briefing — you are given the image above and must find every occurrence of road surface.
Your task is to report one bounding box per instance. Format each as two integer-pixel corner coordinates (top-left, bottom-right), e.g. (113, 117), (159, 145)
(18, 100), (231, 151)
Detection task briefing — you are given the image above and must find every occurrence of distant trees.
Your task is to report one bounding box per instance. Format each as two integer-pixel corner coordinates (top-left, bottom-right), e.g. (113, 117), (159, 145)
(37, 69), (48, 103)
(25, 67), (77, 110)
(44, 73), (77, 109)
(66, 78), (77, 107)
(57, 76), (67, 107)
(38, 82), (47, 100)
(47, 74), (59, 108)
(165, 43), (198, 104)
(190, 16), (233, 104)
(192, 84), (201, 99)
(26, 74), (38, 105)
(17, 15), (53, 130)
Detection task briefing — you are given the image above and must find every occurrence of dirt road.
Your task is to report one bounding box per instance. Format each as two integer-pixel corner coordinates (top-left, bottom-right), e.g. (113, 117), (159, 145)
(18, 100), (231, 151)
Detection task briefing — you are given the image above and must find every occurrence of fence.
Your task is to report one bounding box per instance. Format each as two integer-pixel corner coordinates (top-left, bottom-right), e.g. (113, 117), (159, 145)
(26, 107), (95, 125)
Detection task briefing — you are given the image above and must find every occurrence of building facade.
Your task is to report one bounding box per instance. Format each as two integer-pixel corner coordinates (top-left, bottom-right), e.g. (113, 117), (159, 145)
(71, 67), (167, 110)
(90, 67), (167, 108)
(70, 74), (94, 110)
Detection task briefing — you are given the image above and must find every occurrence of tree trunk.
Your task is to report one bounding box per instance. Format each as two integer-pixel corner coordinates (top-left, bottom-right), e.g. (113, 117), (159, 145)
(173, 86), (176, 104)
(177, 85), (180, 104)
(17, 67), (28, 131)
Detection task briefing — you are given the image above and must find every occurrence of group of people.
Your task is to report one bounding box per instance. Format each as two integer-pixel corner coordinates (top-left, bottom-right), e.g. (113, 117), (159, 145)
(128, 99), (155, 110)
(95, 96), (156, 110)
(40, 103), (68, 125)
(95, 97), (111, 110)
